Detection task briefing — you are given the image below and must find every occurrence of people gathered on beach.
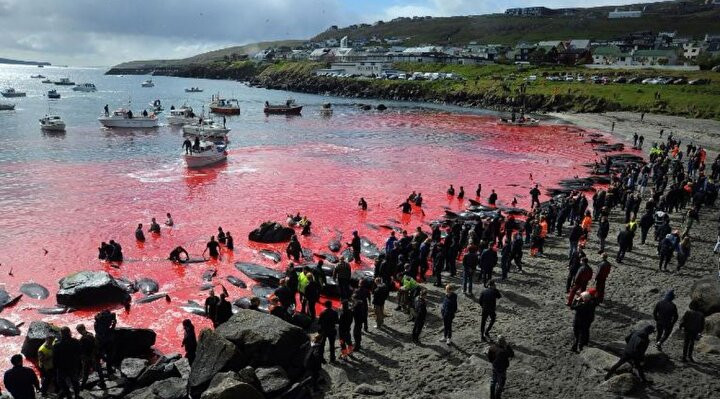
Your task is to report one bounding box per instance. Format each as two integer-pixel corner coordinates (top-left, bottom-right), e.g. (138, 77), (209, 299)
(5, 124), (720, 398)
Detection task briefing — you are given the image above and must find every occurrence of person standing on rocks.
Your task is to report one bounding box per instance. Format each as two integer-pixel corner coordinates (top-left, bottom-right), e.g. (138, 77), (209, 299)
(3, 354), (39, 399)
(529, 184), (541, 209)
(412, 289), (428, 344)
(204, 289), (220, 327)
(304, 334), (325, 393)
(597, 216), (610, 254)
(181, 319), (197, 365)
(351, 293), (367, 352)
(432, 241), (446, 287)
(511, 233), (524, 273)
(594, 253), (612, 304)
(679, 303), (705, 362)
(479, 244), (498, 287)
(462, 244), (479, 295)
(37, 337), (55, 395)
(604, 325), (655, 384)
(567, 257), (593, 306)
(568, 223), (583, 260)
(488, 336), (514, 399)
(338, 300), (354, 359)
(372, 278), (389, 328)
(616, 225), (632, 263)
(570, 290), (597, 352)
(76, 324), (105, 389)
(652, 289), (678, 351)
(53, 327), (81, 399)
(479, 280), (502, 341)
(333, 259), (352, 300)
(318, 301), (339, 362)
(216, 292), (232, 325)
(93, 310), (116, 374)
(440, 284), (458, 345)
(566, 244), (585, 293)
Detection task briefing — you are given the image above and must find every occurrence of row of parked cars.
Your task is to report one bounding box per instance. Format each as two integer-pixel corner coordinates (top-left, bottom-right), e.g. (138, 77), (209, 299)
(539, 73), (708, 85)
(378, 71), (464, 81)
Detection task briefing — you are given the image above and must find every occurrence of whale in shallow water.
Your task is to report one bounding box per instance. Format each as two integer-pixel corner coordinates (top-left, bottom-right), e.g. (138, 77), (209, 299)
(225, 275), (247, 288)
(20, 283), (50, 300)
(180, 300), (206, 316)
(0, 318), (21, 336)
(38, 306), (75, 315)
(259, 249), (282, 263)
(202, 269), (217, 281)
(116, 277), (138, 293)
(135, 293), (170, 304)
(235, 262), (283, 287)
(136, 278), (159, 295)
(0, 289), (22, 311)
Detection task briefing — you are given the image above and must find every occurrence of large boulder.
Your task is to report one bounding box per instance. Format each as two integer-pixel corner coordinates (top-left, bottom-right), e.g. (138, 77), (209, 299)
(705, 313), (720, 338)
(248, 222), (294, 243)
(115, 328), (157, 360)
(207, 368), (260, 393)
(189, 329), (241, 397)
(121, 358), (149, 380)
(690, 278), (720, 315)
(255, 367), (290, 397)
(579, 348), (627, 373)
(56, 271), (130, 307)
(215, 310), (309, 371)
(137, 354), (182, 388)
(696, 335), (720, 354)
(201, 381), (263, 399)
(21, 321), (60, 360)
(125, 377), (188, 399)
(599, 373), (640, 395)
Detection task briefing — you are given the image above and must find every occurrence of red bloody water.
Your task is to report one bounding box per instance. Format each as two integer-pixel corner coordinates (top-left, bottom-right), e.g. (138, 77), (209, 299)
(0, 112), (625, 365)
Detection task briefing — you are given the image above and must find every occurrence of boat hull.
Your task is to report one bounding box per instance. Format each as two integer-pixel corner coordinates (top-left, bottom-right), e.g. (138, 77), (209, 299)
(182, 126), (230, 136)
(184, 153), (227, 168)
(209, 107), (240, 115)
(264, 106), (302, 115)
(167, 116), (200, 125)
(0, 104), (15, 111)
(41, 124), (66, 132)
(72, 87), (97, 92)
(1, 93), (26, 98)
(98, 117), (159, 128)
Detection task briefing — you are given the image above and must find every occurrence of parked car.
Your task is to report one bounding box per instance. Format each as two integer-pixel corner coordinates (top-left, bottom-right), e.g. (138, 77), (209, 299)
(671, 78), (687, 85)
(613, 76), (627, 84)
(627, 77), (642, 84)
(688, 78), (709, 85)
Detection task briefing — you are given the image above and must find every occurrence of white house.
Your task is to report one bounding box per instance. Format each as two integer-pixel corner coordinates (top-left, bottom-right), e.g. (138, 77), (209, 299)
(309, 48), (335, 61)
(683, 42), (703, 60)
(325, 38), (339, 47)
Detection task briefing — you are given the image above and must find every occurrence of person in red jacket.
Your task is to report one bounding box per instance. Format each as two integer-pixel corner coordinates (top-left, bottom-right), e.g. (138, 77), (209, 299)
(594, 253), (612, 304)
(567, 257), (593, 306)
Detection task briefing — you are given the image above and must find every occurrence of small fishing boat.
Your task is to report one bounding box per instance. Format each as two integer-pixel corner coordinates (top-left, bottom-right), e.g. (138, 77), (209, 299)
(319, 102), (333, 116)
(54, 78), (75, 86)
(1, 88), (26, 98)
(166, 106), (199, 125)
(209, 95), (240, 115)
(498, 117), (540, 127)
(185, 87), (203, 93)
(39, 115), (66, 132)
(41, 79), (52, 84)
(182, 118), (230, 139)
(72, 83), (97, 92)
(184, 140), (227, 168)
(0, 103), (15, 111)
(141, 79), (154, 87)
(149, 99), (163, 112)
(264, 99), (302, 115)
(47, 89), (61, 99)
(31, 74), (45, 79)
(98, 108), (159, 128)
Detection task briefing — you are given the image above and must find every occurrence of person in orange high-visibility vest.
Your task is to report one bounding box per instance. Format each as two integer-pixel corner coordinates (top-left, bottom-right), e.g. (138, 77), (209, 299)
(538, 216), (549, 255)
(580, 211), (593, 244)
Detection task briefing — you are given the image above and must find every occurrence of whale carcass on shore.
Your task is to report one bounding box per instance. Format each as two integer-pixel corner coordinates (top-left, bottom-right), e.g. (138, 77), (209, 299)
(0, 289), (22, 312)
(0, 318), (21, 336)
(20, 283), (50, 300)
(136, 278), (159, 295)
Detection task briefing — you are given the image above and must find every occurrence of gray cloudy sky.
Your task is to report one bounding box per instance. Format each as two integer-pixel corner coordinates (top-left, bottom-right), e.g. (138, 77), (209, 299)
(0, 0), (646, 66)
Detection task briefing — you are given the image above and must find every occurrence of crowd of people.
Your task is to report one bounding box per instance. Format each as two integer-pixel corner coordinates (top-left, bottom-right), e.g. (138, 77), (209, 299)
(3, 126), (719, 399)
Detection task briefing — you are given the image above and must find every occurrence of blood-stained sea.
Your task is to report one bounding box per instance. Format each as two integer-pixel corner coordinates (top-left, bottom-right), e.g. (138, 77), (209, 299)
(0, 68), (631, 366)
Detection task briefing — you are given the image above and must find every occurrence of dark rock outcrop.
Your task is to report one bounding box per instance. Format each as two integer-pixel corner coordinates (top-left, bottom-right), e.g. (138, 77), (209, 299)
(114, 327), (157, 360)
(189, 329), (241, 397)
(125, 377), (188, 399)
(56, 271), (130, 307)
(690, 278), (720, 315)
(248, 222), (294, 243)
(122, 358), (150, 381)
(0, 318), (21, 337)
(137, 354), (181, 388)
(255, 367), (290, 397)
(21, 321), (60, 360)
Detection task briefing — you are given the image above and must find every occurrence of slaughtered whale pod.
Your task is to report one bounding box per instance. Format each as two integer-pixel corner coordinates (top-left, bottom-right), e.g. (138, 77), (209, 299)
(20, 283), (50, 300)
(259, 249), (282, 263)
(136, 277), (159, 295)
(225, 275), (247, 288)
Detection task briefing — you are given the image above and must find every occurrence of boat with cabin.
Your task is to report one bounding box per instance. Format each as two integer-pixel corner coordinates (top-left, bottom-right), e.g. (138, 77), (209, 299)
(166, 106), (199, 125)
(184, 140), (227, 168)
(41, 79), (52, 84)
(39, 115), (66, 132)
(54, 78), (75, 86)
(98, 108), (159, 128)
(264, 99), (302, 115)
(73, 83), (97, 92)
(209, 95), (240, 115)
(1, 88), (26, 98)
(141, 79), (154, 87)
(182, 118), (230, 139)
(0, 103), (15, 111)
(47, 90), (61, 99)
(185, 87), (203, 93)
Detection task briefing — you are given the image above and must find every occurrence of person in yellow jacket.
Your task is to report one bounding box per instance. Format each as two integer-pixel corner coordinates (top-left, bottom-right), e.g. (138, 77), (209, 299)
(37, 336), (55, 395)
(298, 267), (310, 314)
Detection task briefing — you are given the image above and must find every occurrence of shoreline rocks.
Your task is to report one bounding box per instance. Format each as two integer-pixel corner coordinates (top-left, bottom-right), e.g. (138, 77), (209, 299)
(56, 271), (130, 307)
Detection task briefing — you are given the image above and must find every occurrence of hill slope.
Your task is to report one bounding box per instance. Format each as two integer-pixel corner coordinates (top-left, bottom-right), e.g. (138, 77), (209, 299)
(0, 57), (51, 66)
(312, 1), (720, 45)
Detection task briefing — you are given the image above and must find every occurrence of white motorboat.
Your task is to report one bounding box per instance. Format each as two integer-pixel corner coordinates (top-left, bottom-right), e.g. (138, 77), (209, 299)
(184, 140), (227, 168)
(141, 79), (154, 87)
(185, 87), (203, 93)
(39, 115), (66, 132)
(41, 79), (52, 84)
(182, 118), (230, 138)
(1, 88), (26, 98)
(149, 99), (163, 112)
(47, 89), (61, 99)
(166, 106), (199, 125)
(73, 83), (97, 92)
(31, 74), (45, 79)
(98, 108), (159, 128)
(0, 103), (15, 111)
(54, 78), (75, 86)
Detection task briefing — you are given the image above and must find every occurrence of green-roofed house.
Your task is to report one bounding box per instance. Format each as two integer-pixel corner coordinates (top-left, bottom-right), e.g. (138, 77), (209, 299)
(631, 49), (679, 66)
(591, 46), (632, 66)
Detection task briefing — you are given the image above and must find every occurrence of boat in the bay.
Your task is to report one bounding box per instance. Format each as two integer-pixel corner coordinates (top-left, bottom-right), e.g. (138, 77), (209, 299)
(54, 78), (75, 86)
(209, 95), (240, 115)
(184, 140), (227, 168)
(47, 89), (61, 99)
(319, 102), (333, 116)
(141, 79), (155, 87)
(39, 115), (66, 132)
(498, 116), (540, 127)
(185, 87), (203, 93)
(72, 83), (97, 92)
(166, 106), (199, 125)
(1, 88), (26, 98)
(182, 118), (230, 139)
(149, 99), (163, 113)
(98, 108), (159, 128)
(31, 74), (45, 79)
(0, 103), (15, 111)
(41, 79), (52, 84)
(264, 99), (302, 115)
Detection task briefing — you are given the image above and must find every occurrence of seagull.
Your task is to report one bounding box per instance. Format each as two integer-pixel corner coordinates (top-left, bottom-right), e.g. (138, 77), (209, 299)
(43, 248), (48, 255)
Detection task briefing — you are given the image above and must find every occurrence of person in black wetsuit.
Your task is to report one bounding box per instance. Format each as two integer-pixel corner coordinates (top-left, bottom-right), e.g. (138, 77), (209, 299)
(203, 236), (220, 259)
(358, 197), (367, 210)
(457, 186), (465, 199)
(399, 200), (412, 214)
(149, 218), (160, 234)
(476, 183), (482, 197)
(347, 231), (361, 263)
(225, 232), (234, 250)
(181, 319), (197, 364)
(217, 227), (226, 244)
(183, 138), (192, 154)
(216, 292), (232, 326)
(414, 192), (423, 207)
(204, 290), (220, 327)
(286, 235), (302, 261)
(135, 224), (145, 242)
(169, 246), (189, 263)
(3, 354), (40, 399)
(108, 240), (123, 262)
(488, 190), (498, 206)
(529, 185), (541, 209)
(192, 137), (200, 152)
(447, 185), (455, 196)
